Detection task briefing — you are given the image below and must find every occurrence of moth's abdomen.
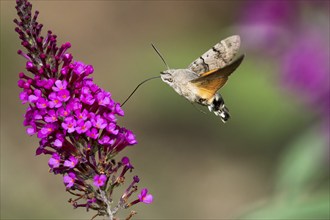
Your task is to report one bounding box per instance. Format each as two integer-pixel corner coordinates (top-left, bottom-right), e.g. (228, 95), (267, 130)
(208, 94), (230, 123)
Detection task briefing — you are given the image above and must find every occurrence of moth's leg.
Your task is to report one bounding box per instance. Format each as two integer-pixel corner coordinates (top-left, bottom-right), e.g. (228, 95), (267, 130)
(188, 100), (207, 114)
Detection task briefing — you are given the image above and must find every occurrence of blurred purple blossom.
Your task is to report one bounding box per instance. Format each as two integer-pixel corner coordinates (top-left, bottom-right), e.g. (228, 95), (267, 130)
(14, 0), (152, 219)
(238, 0), (298, 55)
(238, 0), (329, 115)
(242, 1), (296, 25)
(281, 28), (329, 113)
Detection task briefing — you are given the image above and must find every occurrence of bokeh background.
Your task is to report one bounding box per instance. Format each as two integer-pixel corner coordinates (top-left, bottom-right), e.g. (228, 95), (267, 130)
(1, 0), (329, 219)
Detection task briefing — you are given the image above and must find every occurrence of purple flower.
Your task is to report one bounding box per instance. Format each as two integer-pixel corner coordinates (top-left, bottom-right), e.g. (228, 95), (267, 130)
(52, 80), (67, 92)
(138, 188), (153, 204)
(133, 175), (140, 183)
(86, 128), (99, 139)
(57, 106), (71, 117)
(38, 123), (57, 138)
(238, 1), (299, 55)
(80, 93), (95, 105)
(15, 0), (152, 218)
(103, 112), (117, 122)
(75, 109), (88, 120)
(242, 1), (296, 26)
(57, 89), (70, 102)
(64, 156), (79, 168)
(36, 97), (48, 109)
(114, 103), (124, 116)
(72, 61), (87, 75)
(81, 86), (91, 95)
(26, 61), (34, 70)
(53, 133), (65, 148)
(44, 79), (55, 90)
(63, 172), (76, 188)
(19, 91), (28, 104)
(76, 120), (92, 134)
(28, 89), (41, 103)
(85, 65), (94, 75)
(91, 115), (107, 129)
(281, 28), (329, 112)
(26, 126), (36, 136)
(60, 65), (70, 75)
(48, 153), (61, 168)
(98, 135), (114, 145)
(33, 109), (46, 120)
(93, 174), (107, 187)
(122, 156), (133, 168)
(44, 110), (58, 123)
(62, 117), (76, 133)
(54, 138), (63, 148)
(126, 130), (137, 145)
(107, 123), (118, 135)
(237, 0), (329, 118)
(96, 91), (112, 106)
(68, 99), (83, 111)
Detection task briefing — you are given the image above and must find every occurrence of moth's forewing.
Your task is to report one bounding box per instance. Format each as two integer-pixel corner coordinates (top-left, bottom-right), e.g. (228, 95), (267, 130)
(189, 54), (245, 101)
(188, 35), (241, 75)
(198, 54), (245, 78)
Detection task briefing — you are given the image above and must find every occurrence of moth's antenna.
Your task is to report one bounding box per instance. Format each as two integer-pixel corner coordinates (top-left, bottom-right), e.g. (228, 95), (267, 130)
(151, 43), (170, 70)
(121, 76), (161, 107)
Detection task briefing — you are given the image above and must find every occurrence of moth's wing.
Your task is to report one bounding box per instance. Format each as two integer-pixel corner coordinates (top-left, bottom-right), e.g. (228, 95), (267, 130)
(188, 35), (241, 75)
(189, 54), (244, 100)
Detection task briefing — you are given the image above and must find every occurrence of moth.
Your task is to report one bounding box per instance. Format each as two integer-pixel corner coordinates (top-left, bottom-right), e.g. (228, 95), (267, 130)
(159, 35), (244, 123)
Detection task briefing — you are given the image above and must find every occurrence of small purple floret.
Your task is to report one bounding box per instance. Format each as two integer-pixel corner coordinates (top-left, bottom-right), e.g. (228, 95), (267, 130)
(138, 188), (153, 204)
(48, 153), (61, 168)
(93, 174), (107, 187)
(63, 172), (76, 188)
(64, 156), (78, 168)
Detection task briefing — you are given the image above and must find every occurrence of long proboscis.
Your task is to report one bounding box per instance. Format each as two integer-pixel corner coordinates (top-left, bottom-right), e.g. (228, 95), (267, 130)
(120, 76), (161, 107)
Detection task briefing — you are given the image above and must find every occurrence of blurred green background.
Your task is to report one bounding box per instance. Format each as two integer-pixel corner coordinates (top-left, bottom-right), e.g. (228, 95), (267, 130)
(1, 1), (329, 219)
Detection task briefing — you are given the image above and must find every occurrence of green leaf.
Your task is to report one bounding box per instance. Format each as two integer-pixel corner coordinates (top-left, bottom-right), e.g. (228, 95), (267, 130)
(275, 126), (328, 197)
(241, 194), (329, 219)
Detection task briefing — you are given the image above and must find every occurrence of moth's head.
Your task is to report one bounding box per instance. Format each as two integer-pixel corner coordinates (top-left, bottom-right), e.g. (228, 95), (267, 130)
(160, 69), (176, 86)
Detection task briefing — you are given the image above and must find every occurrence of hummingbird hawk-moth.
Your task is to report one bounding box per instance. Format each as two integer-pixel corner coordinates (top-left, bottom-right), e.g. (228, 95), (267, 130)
(160, 35), (244, 123)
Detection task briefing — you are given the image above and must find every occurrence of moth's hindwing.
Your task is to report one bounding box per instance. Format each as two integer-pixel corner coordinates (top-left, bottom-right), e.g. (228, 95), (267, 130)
(192, 77), (229, 102)
(188, 35), (241, 75)
(189, 54), (245, 101)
